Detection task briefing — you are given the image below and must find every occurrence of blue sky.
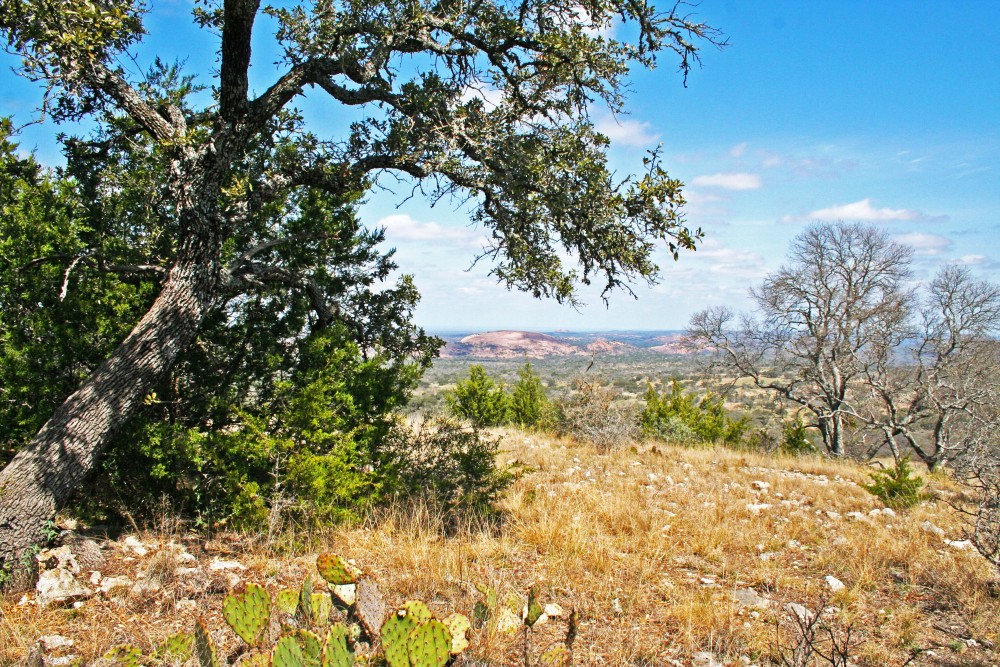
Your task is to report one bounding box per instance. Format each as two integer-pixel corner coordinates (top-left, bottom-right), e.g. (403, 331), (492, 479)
(2, 1), (998, 331)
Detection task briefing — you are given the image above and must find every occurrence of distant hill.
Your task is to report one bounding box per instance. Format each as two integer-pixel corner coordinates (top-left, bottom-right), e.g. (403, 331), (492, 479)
(438, 329), (690, 358)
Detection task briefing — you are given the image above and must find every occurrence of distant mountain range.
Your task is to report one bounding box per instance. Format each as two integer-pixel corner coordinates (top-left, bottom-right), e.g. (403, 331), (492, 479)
(435, 330), (692, 358)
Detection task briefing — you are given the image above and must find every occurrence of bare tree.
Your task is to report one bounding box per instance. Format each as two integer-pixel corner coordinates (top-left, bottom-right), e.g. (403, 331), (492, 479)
(688, 223), (913, 456)
(863, 266), (1000, 468)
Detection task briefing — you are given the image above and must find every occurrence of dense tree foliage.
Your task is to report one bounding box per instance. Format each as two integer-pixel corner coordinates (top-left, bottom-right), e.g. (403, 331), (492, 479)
(0, 0), (720, 578)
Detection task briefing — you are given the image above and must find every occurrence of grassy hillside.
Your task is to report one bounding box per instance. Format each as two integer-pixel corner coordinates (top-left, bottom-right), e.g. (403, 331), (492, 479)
(3, 432), (998, 666)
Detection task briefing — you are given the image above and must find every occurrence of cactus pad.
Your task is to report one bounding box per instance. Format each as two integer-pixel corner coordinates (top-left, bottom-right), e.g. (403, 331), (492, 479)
(298, 575), (314, 627)
(525, 586), (544, 627)
(317, 553), (361, 585)
(223, 582), (271, 646)
(236, 652), (270, 667)
(406, 619), (451, 667)
(539, 644), (570, 666)
(163, 633), (194, 661)
(400, 600), (432, 624)
(293, 629), (323, 666)
(272, 634), (305, 667)
(195, 618), (220, 667)
(380, 610), (418, 667)
(103, 645), (143, 666)
(442, 613), (470, 655)
(311, 592), (333, 626)
(276, 588), (299, 615)
(320, 624), (354, 667)
(355, 578), (385, 640)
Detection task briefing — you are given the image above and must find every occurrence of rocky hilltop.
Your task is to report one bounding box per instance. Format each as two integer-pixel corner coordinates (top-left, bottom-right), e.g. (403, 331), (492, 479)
(440, 330), (636, 359)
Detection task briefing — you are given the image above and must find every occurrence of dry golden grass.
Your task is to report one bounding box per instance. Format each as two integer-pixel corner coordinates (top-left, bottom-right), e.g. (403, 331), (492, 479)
(2, 432), (999, 666)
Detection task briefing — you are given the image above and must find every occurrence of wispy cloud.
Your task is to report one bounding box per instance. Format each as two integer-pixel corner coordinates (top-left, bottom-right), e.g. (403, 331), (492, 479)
(729, 142), (748, 158)
(690, 172), (763, 190)
(378, 214), (484, 248)
(595, 116), (660, 147)
(955, 254), (1000, 269)
(794, 198), (945, 223)
(893, 232), (953, 255)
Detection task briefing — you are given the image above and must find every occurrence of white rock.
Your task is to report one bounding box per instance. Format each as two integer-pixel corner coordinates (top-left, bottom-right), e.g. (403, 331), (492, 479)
(99, 576), (132, 596)
(175, 552), (197, 565)
(36, 569), (92, 606)
(881, 508), (896, 517)
(751, 481), (771, 491)
(37, 546), (80, 574)
(209, 559), (246, 571)
(785, 602), (812, 622)
(122, 536), (148, 557)
(733, 589), (768, 608)
(39, 635), (73, 651)
(175, 599), (198, 612)
(746, 503), (772, 514)
(174, 567), (201, 579)
(495, 608), (521, 634)
(543, 603), (564, 617)
(332, 584), (356, 606)
(846, 512), (867, 521)
(693, 651), (722, 666)
(831, 536), (849, 547)
(130, 580), (162, 597)
(88, 571), (102, 586)
(920, 521), (945, 537)
(945, 539), (974, 551)
(824, 575), (846, 592)
(612, 598), (624, 614)
(48, 656), (77, 666)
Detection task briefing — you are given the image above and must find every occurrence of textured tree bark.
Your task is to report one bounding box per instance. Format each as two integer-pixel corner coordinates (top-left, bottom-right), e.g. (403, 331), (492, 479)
(0, 257), (217, 588)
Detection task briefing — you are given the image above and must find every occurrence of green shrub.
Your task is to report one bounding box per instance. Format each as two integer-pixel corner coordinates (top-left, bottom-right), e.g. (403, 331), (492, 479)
(640, 380), (749, 446)
(509, 362), (552, 430)
(780, 416), (816, 455)
(379, 417), (514, 512)
(862, 457), (925, 509)
(445, 365), (511, 427)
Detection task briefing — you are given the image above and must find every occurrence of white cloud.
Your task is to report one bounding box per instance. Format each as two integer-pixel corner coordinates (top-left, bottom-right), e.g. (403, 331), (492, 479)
(460, 84), (504, 109)
(690, 172), (763, 191)
(378, 214), (484, 248)
(595, 116), (660, 147)
(893, 232), (953, 255)
(804, 198), (927, 222)
(688, 239), (770, 279)
(729, 142), (748, 158)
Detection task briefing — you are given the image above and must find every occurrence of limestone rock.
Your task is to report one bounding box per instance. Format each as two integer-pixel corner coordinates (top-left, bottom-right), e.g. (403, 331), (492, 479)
(36, 569), (92, 606)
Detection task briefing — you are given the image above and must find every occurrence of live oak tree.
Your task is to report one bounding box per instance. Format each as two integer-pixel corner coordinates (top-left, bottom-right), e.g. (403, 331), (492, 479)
(0, 0), (719, 581)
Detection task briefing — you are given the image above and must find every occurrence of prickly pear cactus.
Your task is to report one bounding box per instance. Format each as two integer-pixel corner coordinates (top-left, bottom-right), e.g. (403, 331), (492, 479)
(525, 586), (544, 627)
(235, 652), (270, 667)
(102, 645), (143, 666)
(400, 600), (432, 624)
(320, 624), (354, 667)
(195, 618), (220, 667)
(292, 629), (322, 666)
(354, 578), (385, 640)
(539, 644), (570, 666)
(272, 634), (306, 667)
(380, 610), (418, 667)
(276, 588), (299, 615)
(223, 582), (272, 646)
(316, 554), (361, 585)
(298, 575), (314, 627)
(406, 619), (451, 667)
(311, 592), (333, 626)
(442, 613), (470, 655)
(161, 632), (194, 661)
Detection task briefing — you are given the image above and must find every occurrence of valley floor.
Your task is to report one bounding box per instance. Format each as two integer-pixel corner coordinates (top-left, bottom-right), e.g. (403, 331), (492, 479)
(3, 432), (998, 666)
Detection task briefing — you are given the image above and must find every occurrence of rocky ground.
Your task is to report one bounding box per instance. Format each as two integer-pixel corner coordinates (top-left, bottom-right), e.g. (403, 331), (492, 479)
(3, 433), (999, 666)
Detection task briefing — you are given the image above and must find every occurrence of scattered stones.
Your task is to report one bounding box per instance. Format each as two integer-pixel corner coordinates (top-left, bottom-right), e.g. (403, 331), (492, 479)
(750, 481), (771, 492)
(130, 580), (163, 597)
(38, 636), (73, 651)
(920, 521), (945, 537)
(99, 577), (132, 597)
(785, 602), (812, 622)
(122, 536), (149, 557)
(846, 511), (867, 521)
(693, 651), (723, 666)
(945, 539), (974, 551)
(746, 503), (772, 514)
(36, 569), (92, 607)
(733, 588), (768, 608)
(824, 575), (846, 592)
(36, 546), (81, 575)
(209, 559), (246, 571)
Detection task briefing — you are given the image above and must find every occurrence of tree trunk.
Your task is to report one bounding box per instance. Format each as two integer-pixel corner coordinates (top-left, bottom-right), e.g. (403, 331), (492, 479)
(0, 259), (216, 588)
